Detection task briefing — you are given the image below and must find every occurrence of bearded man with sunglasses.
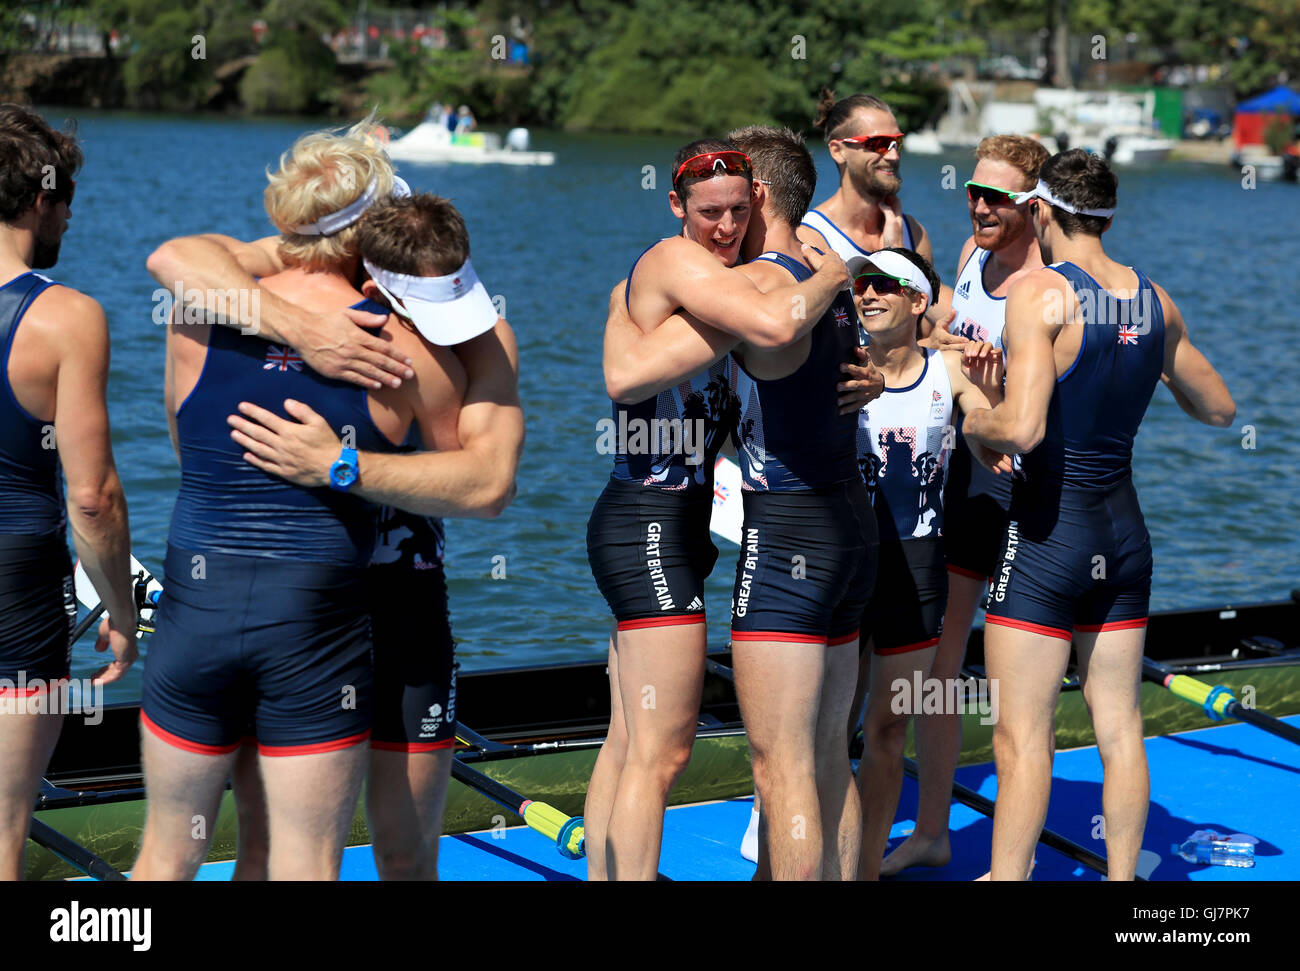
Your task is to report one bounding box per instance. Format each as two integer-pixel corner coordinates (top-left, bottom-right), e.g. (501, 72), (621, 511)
(797, 91), (953, 335)
(585, 137), (862, 881)
(880, 134), (1050, 877)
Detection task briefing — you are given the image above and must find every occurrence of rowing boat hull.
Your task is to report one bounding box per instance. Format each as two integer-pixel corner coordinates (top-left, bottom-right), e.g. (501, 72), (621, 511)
(27, 597), (1300, 879)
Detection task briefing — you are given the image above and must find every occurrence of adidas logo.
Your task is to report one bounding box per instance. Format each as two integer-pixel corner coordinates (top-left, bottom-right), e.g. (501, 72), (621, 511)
(956, 280), (971, 298)
(686, 596), (704, 611)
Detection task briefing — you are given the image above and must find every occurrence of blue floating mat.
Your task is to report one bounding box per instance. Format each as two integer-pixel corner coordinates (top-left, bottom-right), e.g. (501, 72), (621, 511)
(192, 714), (1297, 881)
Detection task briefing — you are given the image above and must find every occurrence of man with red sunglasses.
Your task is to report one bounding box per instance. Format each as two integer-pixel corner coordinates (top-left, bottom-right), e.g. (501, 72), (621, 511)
(880, 134), (1050, 878)
(585, 136), (857, 881)
(797, 91), (951, 334)
(597, 127), (882, 881)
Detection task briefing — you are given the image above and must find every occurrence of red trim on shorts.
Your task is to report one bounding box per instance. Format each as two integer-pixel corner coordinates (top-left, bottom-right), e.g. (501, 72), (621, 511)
(876, 636), (940, 656)
(1075, 617), (1148, 633)
(946, 564), (988, 581)
(731, 630), (828, 645)
(0, 676), (68, 698)
(140, 710), (242, 756)
(371, 738), (455, 753)
(827, 630), (860, 647)
(617, 612), (705, 631)
(984, 615), (1072, 642)
(258, 730), (371, 757)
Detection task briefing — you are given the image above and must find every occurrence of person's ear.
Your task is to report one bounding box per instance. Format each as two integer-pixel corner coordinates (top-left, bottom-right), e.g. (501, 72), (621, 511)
(668, 190), (687, 220)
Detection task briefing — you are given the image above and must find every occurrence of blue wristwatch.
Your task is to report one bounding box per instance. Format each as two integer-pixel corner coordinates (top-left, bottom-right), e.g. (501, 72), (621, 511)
(329, 447), (359, 491)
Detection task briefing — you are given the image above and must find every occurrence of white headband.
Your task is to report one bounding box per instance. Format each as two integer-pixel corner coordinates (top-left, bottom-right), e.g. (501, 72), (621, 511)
(1018, 179), (1115, 218)
(292, 175), (411, 236)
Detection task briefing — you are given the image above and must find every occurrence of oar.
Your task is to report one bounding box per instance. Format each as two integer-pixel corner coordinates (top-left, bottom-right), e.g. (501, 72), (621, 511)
(71, 556), (162, 639)
(452, 724), (675, 880)
(450, 728), (585, 860)
(1142, 657), (1300, 746)
(28, 818), (126, 882)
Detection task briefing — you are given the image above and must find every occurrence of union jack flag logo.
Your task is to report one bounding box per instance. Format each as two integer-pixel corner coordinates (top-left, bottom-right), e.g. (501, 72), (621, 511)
(1117, 327), (1139, 345)
(713, 482), (729, 505)
(832, 306), (851, 327)
(264, 347), (303, 371)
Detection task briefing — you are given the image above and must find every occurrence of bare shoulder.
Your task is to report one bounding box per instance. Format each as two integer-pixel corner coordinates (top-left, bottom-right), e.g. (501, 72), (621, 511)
(26, 284), (108, 351)
(734, 258), (787, 288)
(795, 222), (829, 249)
(956, 235), (978, 272)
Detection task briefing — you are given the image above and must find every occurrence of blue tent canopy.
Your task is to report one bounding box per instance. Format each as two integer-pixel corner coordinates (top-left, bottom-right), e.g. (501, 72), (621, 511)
(1236, 85), (1300, 114)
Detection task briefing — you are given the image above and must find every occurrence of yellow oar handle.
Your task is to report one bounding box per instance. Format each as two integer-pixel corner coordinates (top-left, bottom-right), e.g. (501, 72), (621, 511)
(1162, 673), (1234, 720)
(520, 800), (585, 859)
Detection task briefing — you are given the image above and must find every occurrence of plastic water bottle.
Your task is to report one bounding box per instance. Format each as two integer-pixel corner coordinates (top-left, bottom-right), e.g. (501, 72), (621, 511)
(1172, 830), (1256, 868)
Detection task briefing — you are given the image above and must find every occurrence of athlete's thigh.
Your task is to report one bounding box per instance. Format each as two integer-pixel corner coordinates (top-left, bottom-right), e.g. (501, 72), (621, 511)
(982, 624), (1071, 736)
(816, 640), (860, 740)
(732, 639), (824, 756)
(258, 744), (368, 831)
(0, 707), (63, 809)
(613, 622), (706, 747)
(139, 724), (234, 827)
(368, 748), (453, 831)
(1074, 627), (1146, 723)
(864, 646), (938, 726)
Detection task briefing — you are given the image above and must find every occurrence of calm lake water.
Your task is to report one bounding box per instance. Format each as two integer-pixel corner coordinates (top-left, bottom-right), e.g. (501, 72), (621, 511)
(36, 110), (1299, 702)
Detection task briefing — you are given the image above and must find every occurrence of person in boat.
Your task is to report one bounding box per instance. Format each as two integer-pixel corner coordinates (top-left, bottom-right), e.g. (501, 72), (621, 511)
(455, 106), (476, 133)
(0, 105), (137, 882)
(133, 127), (512, 880)
(961, 149), (1235, 880)
(796, 89), (955, 339)
(599, 127), (887, 880)
(844, 247), (1004, 880)
(584, 136), (860, 881)
(882, 134), (1050, 877)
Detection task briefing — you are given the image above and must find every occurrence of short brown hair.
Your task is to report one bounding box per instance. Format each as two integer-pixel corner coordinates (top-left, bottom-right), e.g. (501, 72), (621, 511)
(727, 125), (816, 228)
(0, 104), (83, 223)
(974, 135), (1050, 192)
(357, 194), (469, 277)
(1038, 149), (1118, 238)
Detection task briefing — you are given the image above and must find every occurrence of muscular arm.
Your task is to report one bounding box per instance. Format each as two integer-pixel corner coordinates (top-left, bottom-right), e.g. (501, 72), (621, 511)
(603, 281), (737, 403)
(46, 292), (137, 671)
(1157, 287), (1235, 427)
(652, 238), (849, 350)
(355, 321), (523, 516)
(962, 273), (1060, 454)
(146, 233), (411, 388)
(231, 320), (523, 518)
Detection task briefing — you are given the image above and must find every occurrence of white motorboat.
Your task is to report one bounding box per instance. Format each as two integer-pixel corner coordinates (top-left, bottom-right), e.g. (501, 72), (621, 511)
(384, 123), (555, 166)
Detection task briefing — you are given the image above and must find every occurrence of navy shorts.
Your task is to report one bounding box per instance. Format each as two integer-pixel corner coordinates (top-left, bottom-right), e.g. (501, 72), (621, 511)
(0, 534), (73, 694)
(984, 481), (1152, 640)
(942, 433), (1013, 580)
(861, 537), (947, 655)
(730, 480), (877, 646)
(142, 546), (372, 756)
(368, 563), (457, 752)
(587, 478), (717, 631)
